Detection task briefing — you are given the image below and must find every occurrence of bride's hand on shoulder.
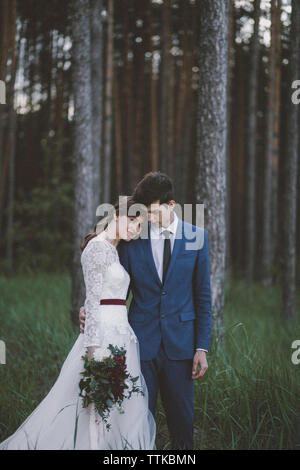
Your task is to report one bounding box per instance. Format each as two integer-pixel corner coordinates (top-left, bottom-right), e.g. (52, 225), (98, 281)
(79, 306), (86, 334)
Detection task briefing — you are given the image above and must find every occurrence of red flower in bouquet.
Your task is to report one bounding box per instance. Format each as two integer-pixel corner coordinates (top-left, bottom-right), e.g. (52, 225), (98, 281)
(114, 356), (126, 367)
(79, 344), (144, 430)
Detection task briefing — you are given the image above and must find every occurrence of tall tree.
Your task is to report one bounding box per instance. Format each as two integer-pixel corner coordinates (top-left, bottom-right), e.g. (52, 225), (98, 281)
(195, 0), (228, 341)
(174, 0), (194, 203)
(174, 0), (188, 202)
(90, 0), (103, 213)
(167, 27), (175, 181)
(231, 50), (246, 273)
(6, 109), (16, 276)
(0, 0), (10, 175)
(71, 0), (95, 324)
(281, 0), (300, 320)
(159, 0), (170, 173)
(0, 0), (12, 241)
(180, 1), (197, 205)
(225, 0), (235, 274)
(5, 0), (18, 276)
(122, 0), (135, 193)
(271, 0), (282, 280)
(245, 0), (261, 281)
(132, 0), (146, 186)
(103, 0), (114, 203)
(261, 0), (281, 286)
(113, 66), (123, 196)
(148, 1), (159, 173)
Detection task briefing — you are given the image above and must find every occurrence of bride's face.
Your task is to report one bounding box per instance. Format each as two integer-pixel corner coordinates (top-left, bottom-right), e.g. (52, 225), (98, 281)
(117, 215), (143, 241)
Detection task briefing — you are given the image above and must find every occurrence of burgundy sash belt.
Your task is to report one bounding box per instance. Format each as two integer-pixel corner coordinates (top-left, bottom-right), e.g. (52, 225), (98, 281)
(100, 299), (126, 306)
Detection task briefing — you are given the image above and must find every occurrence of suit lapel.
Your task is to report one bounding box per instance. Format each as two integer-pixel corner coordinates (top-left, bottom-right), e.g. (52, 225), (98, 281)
(143, 222), (163, 287)
(142, 218), (184, 286)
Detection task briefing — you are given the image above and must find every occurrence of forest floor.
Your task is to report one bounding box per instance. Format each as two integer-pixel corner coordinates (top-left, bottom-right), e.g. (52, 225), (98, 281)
(0, 274), (299, 450)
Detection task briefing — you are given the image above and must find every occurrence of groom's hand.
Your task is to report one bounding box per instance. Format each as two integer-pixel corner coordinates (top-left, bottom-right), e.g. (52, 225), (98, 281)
(192, 350), (208, 379)
(79, 306), (86, 334)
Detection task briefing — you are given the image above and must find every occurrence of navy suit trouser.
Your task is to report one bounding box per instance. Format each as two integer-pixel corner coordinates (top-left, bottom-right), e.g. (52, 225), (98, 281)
(140, 341), (194, 450)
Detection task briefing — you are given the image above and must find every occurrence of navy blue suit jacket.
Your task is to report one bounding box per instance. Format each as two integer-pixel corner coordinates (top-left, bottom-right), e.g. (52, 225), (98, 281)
(117, 218), (212, 361)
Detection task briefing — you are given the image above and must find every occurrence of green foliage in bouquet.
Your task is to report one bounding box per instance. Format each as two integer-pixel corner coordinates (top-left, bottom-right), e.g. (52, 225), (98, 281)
(79, 344), (145, 430)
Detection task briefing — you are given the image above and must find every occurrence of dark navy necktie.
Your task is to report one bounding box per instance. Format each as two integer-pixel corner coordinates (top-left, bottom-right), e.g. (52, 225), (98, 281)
(162, 230), (171, 284)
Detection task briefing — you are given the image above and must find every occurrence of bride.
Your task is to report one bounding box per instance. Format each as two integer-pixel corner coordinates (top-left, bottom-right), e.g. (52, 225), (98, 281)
(0, 196), (156, 450)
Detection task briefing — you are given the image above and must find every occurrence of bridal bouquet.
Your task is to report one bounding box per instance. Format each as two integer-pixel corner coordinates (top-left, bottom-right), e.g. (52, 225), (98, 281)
(79, 344), (144, 430)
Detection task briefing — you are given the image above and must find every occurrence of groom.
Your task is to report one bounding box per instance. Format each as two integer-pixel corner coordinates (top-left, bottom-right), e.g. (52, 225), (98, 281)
(79, 172), (212, 450)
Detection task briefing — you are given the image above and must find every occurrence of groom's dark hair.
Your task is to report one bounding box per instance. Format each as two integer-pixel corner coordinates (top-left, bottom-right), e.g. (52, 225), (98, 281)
(132, 171), (175, 207)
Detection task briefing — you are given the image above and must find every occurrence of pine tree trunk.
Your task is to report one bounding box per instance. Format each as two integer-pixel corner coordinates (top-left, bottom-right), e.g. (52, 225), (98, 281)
(71, 0), (95, 325)
(261, 0), (279, 286)
(133, 0), (145, 186)
(159, 0), (170, 173)
(114, 65), (123, 196)
(225, 0), (235, 275)
(0, 0), (9, 155)
(181, 2), (196, 204)
(46, 30), (53, 134)
(90, 0), (103, 212)
(195, 0), (228, 343)
(123, 1), (135, 193)
(281, 0), (300, 320)
(146, 1), (159, 173)
(272, 0), (282, 282)
(103, 0), (114, 203)
(0, 109), (7, 194)
(6, 108), (16, 276)
(231, 51), (246, 272)
(245, 0), (261, 282)
(5, 0), (17, 276)
(174, 0), (188, 203)
(167, 51), (175, 181)
(0, 0), (11, 242)
(181, 92), (193, 203)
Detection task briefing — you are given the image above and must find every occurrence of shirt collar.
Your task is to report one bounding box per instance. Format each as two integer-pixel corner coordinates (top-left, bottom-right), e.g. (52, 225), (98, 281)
(150, 212), (178, 236)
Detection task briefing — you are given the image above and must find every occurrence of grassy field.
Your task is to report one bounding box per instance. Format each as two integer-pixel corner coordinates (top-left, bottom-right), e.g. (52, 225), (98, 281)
(0, 274), (299, 449)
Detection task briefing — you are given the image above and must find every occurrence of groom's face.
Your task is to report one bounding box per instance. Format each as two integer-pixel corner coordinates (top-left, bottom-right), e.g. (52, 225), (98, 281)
(147, 200), (175, 228)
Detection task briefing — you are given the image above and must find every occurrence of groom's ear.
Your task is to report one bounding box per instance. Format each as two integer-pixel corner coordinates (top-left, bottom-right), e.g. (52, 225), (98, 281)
(138, 219), (150, 240)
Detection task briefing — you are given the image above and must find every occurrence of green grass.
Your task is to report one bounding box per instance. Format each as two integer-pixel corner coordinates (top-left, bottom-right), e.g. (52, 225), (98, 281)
(0, 274), (299, 449)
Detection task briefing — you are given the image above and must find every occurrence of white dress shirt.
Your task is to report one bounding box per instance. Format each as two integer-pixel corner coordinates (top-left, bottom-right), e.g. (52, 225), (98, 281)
(150, 212), (207, 353)
(150, 212), (178, 282)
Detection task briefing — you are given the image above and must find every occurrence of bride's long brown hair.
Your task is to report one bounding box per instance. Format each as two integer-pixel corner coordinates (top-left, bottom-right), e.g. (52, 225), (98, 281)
(80, 196), (142, 252)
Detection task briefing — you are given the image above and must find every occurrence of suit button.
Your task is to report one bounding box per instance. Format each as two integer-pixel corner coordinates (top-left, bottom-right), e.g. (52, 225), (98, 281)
(161, 291), (167, 295)
(161, 315), (166, 319)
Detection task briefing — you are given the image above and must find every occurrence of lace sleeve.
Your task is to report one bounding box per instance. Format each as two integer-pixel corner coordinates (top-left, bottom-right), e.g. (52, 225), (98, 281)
(80, 239), (116, 348)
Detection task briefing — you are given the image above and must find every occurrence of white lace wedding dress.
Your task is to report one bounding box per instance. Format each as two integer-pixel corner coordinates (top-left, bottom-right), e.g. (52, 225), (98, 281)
(0, 236), (156, 450)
